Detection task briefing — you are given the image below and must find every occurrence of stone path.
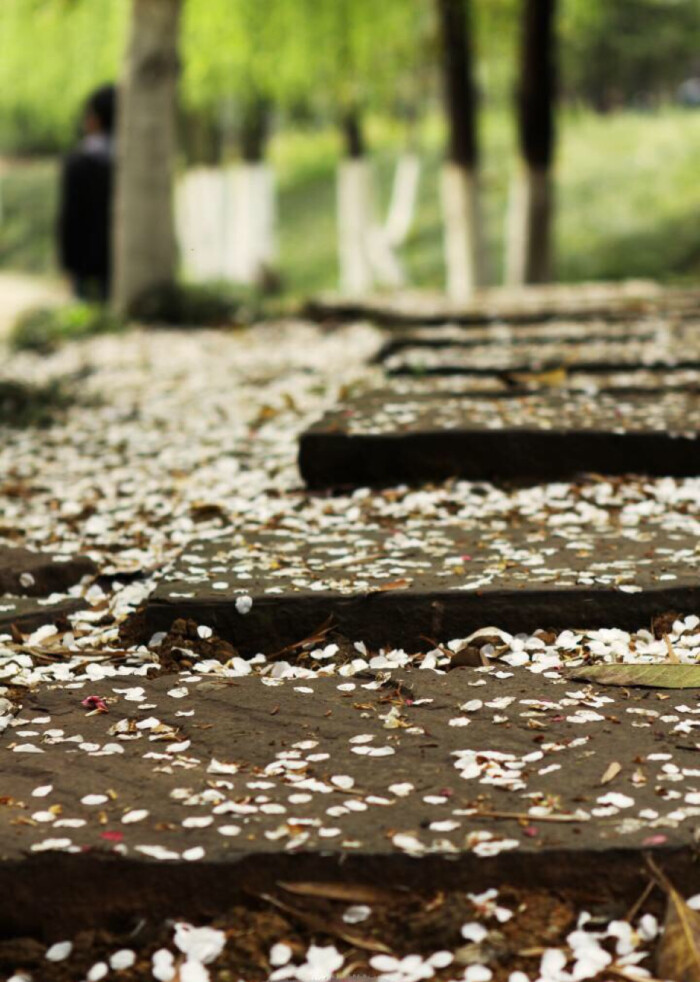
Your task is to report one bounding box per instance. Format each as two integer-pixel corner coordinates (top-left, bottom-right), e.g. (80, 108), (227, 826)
(299, 388), (700, 486)
(2, 298), (700, 979)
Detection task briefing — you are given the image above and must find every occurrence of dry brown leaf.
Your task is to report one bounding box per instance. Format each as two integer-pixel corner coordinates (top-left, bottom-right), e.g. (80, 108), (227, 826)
(371, 578), (411, 593)
(279, 881), (399, 905)
(600, 761), (622, 785)
(656, 887), (700, 982)
(511, 367), (568, 388)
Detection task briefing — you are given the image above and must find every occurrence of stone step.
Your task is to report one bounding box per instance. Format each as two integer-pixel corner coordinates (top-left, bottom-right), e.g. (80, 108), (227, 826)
(384, 334), (700, 377)
(141, 492), (700, 653)
(307, 282), (700, 327)
(299, 389), (700, 487)
(0, 545), (96, 599)
(2, 667), (698, 935)
(374, 319), (665, 361)
(0, 595), (86, 634)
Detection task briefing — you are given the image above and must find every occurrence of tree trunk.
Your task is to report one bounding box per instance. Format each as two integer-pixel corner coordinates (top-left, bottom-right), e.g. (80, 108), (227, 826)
(337, 109), (373, 294)
(113, 0), (182, 316)
(225, 98), (279, 290)
(342, 110), (366, 160)
(226, 163), (278, 289)
(436, 0), (486, 301)
(506, 0), (557, 286)
(240, 98), (270, 164)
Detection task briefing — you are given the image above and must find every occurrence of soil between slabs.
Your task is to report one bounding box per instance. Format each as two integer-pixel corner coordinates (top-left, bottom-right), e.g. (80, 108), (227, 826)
(299, 390), (700, 487)
(2, 667), (700, 938)
(0, 882), (661, 982)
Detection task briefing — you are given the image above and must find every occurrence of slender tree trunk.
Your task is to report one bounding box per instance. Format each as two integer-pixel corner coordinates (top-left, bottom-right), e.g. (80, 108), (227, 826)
(437, 0), (486, 302)
(113, 0), (182, 316)
(337, 109), (375, 294)
(225, 97), (279, 290)
(240, 98), (270, 164)
(506, 0), (557, 286)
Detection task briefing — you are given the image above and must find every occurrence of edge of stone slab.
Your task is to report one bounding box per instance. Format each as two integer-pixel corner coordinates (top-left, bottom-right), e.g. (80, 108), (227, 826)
(298, 427), (700, 489)
(0, 598), (86, 634)
(139, 585), (700, 656)
(386, 358), (700, 378)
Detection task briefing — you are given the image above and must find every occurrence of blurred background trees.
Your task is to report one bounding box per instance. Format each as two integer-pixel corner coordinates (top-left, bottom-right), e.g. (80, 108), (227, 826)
(1, 0), (700, 300)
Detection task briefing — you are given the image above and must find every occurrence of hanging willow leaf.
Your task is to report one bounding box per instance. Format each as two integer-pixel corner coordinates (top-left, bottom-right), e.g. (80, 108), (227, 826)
(656, 887), (700, 982)
(564, 665), (700, 689)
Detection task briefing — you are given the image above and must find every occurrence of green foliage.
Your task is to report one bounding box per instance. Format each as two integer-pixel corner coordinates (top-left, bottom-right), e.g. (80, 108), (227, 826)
(0, 161), (58, 274)
(561, 0), (700, 109)
(0, 0), (127, 154)
(182, 0), (315, 112)
(10, 302), (125, 353)
(128, 283), (251, 327)
(2, 0), (700, 157)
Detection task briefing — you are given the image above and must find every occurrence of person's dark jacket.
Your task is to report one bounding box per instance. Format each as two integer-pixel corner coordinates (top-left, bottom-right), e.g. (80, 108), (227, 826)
(58, 135), (114, 281)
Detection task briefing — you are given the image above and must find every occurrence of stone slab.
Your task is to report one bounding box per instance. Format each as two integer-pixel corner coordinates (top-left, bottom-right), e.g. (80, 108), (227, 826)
(374, 319), (665, 362)
(307, 283), (700, 327)
(142, 500), (700, 653)
(0, 596), (86, 634)
(0, 545), (96, 598)
(299, 389), (700, 487)
(383, 331), (700, 377)
(382, 368), (700, 396)
(2, 668), (699, 935)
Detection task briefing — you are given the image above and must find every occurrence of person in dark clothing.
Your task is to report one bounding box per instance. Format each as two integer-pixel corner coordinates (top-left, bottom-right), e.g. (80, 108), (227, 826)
(58, 85), (117, 302)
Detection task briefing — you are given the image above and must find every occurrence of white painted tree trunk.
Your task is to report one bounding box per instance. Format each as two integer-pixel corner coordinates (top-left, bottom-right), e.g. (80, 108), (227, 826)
(336, 157), (412, 295)
(224, 162), (277, 286)
(385, 153), (421, 248)
(176, 168), (227, 281)
(505, 164), (554, 286)
(337, 159), (375, 296)
(176, 163), (278, 286)
(114, 0), (182, 315)
(440, 162), (485, 303)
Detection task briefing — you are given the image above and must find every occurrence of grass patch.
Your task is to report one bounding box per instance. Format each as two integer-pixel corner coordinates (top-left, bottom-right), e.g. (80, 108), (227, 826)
(0, 378), (75, 428)
(10, 302), (125, 353)
(129, 282), (256, 327)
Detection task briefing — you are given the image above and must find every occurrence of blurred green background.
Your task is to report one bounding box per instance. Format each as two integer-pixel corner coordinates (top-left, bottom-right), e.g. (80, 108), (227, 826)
(2, 0), (700, 293)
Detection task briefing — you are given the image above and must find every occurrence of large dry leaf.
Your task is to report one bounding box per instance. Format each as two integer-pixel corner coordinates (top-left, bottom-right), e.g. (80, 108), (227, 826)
(656, 888), (700, 982)
(370, 577), (411, 593)
(564, 665), (700, 689)
(279, 881), (399, 904)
